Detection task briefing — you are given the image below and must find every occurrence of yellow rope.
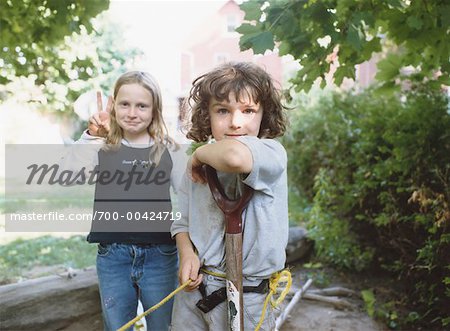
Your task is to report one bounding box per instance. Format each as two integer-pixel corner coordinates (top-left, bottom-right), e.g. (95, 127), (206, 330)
(116, 279), (192, 331)
(254, 269), (292, 331)
(200, 267), (226, 278)
(201, 267), (292, 331)
(117, 269), (292, 331)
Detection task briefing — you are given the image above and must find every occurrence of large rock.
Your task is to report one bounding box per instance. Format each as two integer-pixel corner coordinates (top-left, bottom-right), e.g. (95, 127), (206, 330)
(0, 267), (102, 331)
(286, 226), (314, 263)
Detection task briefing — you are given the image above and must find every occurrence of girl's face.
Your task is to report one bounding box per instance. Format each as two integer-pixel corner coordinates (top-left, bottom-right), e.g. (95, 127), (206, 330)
(208, 92), (263, 141)
(114, 83), (153, 139)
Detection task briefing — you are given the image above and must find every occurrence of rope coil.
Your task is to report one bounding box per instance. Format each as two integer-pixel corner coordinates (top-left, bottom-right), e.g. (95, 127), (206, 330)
(255, 269), (292, 331)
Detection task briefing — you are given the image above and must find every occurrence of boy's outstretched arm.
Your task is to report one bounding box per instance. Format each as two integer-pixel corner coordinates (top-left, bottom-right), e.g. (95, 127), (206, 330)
(189, 140), (252, 183)
(175, 232), (203, 291)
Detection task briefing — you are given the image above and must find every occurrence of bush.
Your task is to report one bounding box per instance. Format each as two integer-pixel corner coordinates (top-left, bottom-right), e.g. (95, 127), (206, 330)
(284, 84), (450, 329)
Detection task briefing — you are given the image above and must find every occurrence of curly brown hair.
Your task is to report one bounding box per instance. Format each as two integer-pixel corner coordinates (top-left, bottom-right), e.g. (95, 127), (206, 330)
(185, 62), (287, 142)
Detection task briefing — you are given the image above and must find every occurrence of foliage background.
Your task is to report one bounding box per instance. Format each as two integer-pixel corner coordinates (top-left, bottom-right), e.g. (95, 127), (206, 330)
(0, 0), (142, 140)
(283, 85), (450, 329)
(237, 0), (450, 93)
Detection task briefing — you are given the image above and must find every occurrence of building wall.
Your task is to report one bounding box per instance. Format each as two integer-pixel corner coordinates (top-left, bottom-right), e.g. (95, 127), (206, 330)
(180, 0), (284, 94)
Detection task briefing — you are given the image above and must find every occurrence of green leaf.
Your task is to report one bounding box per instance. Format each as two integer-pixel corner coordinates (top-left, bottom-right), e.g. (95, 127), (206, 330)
(406, 16), (423, 30)
(440, 6), (450, 26)
(346, 23), (364, 51)
(361, 37), (382, 60)
(375, 54), (402, 82)
(386, 0), (405, 9)
(240, 31), (275, 54)
(239, 1), (262, 21)
(373, 80), (399, 96)
(235, 23), (261, 35)
(443, 317), (450, 326)
(334, 65), (355, 86)
(278, 41), (291, 56)
(187, 142), (207, 155)
(437, 74), (450, 86)
(361, 289), (376, 317)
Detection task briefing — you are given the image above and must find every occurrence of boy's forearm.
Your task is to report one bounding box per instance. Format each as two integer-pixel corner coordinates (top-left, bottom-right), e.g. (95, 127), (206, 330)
(194, 139), (253, 173)
(175, 232), (196, 257)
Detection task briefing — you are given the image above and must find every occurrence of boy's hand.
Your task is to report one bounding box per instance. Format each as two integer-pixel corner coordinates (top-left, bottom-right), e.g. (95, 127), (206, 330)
(187, 152), (207, 184)
(179, 252), (203, 291)
(88, 91), (113, 137)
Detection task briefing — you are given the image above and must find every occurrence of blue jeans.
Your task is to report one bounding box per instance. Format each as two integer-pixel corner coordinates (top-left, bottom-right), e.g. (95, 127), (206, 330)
(96, 243), (178, 331)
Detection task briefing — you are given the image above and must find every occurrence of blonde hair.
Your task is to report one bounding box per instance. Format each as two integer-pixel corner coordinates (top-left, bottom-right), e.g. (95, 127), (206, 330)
(184, 62), (287, 142)
(105, 71), (173, 165)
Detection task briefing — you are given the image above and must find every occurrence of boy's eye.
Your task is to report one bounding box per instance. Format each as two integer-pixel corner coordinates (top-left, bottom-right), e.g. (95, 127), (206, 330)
(217, 108), (229, 114)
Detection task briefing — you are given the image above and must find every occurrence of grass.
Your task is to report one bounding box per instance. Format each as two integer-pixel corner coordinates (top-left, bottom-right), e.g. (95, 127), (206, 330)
(0, 235), (96, 284)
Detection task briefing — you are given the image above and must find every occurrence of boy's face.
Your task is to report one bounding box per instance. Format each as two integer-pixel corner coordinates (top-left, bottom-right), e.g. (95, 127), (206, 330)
(208, 92), (263, 141)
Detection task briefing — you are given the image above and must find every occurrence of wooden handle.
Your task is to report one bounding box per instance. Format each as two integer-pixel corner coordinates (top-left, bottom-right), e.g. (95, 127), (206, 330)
(204, 165), (252, 331)
(226, 233), (244, 331)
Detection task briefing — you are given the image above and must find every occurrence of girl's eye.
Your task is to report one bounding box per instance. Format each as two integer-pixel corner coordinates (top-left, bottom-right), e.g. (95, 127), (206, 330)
(138, 104), (149, 109)
(120, 102), (129, 107)
(244, 108), (256, 114)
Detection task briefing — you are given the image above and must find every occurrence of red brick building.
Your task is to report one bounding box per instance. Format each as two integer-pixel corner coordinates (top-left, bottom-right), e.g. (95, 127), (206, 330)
(180, 0), (284, 94)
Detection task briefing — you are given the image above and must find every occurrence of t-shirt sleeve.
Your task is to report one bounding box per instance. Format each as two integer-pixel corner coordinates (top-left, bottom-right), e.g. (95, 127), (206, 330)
(236, 136), (287, 197)
(59, 130), (104, 172)
(168, 144), (189, 194)
(170, 173), (190, 238)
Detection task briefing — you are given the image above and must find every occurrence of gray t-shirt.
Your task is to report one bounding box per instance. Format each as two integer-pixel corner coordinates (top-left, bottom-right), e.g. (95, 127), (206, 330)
(171, 136), (288, 279)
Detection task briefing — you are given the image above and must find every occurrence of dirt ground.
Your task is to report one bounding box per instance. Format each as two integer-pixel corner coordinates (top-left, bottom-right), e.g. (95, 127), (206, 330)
(279, 300), (383, 331)
(276, 263), (385, 331)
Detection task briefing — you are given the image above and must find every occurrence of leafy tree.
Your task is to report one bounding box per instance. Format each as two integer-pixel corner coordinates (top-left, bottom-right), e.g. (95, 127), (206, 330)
(237, 0), (450, 92)
(0, 1), (143, 126)
(0, 0), (109, 85)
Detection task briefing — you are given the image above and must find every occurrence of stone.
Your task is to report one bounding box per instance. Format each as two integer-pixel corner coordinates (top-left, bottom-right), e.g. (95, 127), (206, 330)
(286, 226), (314, 263)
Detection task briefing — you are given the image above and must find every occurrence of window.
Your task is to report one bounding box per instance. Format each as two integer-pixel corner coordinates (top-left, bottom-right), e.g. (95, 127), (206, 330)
(214, 53), (230, 64)
(227, 14), (238, 33)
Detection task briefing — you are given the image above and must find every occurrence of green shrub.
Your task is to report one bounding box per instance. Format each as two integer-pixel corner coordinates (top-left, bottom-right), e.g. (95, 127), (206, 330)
(308, 168), (375, 271)
(284, 84), (450, 329)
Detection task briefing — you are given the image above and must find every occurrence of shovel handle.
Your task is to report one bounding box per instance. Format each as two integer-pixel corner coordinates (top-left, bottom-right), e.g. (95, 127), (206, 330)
(204, 165), (254, 331)
(226, 232), (243, 330)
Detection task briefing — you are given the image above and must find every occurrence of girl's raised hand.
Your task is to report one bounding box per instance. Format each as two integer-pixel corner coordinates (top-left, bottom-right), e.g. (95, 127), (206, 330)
(88, 91), (113, 137)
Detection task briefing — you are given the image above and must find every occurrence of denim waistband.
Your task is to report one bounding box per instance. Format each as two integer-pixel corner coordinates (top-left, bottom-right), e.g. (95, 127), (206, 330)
(100, 242), (175, 248)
